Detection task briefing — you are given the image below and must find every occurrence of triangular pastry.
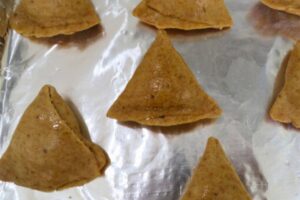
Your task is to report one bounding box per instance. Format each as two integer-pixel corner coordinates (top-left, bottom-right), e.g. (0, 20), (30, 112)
(107, 30), (222, 126)
(270, 42), (300, 128)
(261, 0), (300, 16)
(133, 0), (232, 30)
(0, 85), (108, 191)
(181, 137), (252, 200)
(10, 0), (100, 38)
(133, 0), (213, 30)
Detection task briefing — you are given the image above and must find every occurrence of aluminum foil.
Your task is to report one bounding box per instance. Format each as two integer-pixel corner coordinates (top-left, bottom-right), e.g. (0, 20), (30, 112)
(0, 0), (300, 199)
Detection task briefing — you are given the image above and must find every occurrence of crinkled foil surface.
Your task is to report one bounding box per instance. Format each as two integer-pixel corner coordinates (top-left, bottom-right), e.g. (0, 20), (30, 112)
(0, 0), (300, 200)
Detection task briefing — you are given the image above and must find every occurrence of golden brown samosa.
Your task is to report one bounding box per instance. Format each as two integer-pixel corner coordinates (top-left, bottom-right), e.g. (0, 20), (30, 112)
(132, 0), (214, 30)
(181, 137), (252, 200)
(107, 30), (222, 126)
(0, 85), (108, 191)
(10, 0), (100, 38)
(270, 42), (300, 128)
(133, 0), (233, 30)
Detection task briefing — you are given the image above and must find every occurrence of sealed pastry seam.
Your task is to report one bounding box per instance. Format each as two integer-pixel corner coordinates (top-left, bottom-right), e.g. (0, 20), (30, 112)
(47, 86), (107, 171)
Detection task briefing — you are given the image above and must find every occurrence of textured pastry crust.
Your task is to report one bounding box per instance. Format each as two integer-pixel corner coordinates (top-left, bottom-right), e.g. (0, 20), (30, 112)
(133, 0), (217, 30)
(10, 0), (100, 38)
(270, 42), (300, 128)
(181, 137), (252, 200)
(133, 0), (232, 30)
(107, 30), (222, 126)
(261, 0), (300, 16)
(0, 85), (108, 191)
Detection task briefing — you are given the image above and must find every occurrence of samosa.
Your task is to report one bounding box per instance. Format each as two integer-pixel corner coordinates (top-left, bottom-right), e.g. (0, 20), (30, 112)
(107, 30), (222, 126)
(133, 0), (233, 30)
(181, 137), (252, 200)
(270, 42), (300, 128)
(10, 0), (100, 37)
(0, 85), (108, 191)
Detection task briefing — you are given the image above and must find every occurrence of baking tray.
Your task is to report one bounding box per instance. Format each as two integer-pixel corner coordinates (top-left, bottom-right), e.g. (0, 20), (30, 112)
(0, 0), (300, 199)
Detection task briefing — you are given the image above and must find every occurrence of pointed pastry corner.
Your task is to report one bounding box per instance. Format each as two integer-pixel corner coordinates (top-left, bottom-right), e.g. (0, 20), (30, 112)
(269, 94), (290, 124)
(207, 136), (219, 144)
(39, 84), (51, 92)
(106, 104), (116, 119)
(227, 15), (234, 28)
(155, 29), (171, 43)
(206, 137), (224, 155)
(211, 102), (223, 118)
(157, 29), (168, 36)
(132, 1), (141, 17)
